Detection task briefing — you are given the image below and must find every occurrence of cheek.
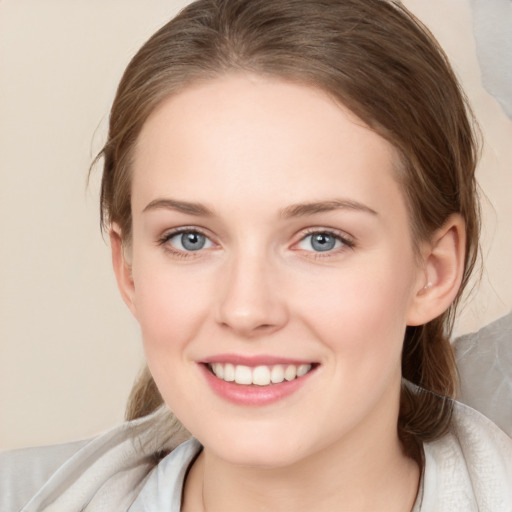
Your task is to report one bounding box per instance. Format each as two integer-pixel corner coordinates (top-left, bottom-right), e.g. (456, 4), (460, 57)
(296, 253), (417, 361)
(132, 261), (213, 354)
(131, 264), (214, 416)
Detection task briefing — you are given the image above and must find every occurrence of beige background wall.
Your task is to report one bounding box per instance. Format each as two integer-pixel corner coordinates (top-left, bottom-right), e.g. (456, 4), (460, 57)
(1, 0), (511, 451)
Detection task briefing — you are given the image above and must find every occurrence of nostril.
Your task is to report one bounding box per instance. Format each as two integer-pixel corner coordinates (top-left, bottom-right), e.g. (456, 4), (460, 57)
(256, 324), (275, 331)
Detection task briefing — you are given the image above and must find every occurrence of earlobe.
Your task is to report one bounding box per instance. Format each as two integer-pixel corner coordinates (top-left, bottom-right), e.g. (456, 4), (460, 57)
(110, 225), (137, 317)
(407, 214), (466, 326)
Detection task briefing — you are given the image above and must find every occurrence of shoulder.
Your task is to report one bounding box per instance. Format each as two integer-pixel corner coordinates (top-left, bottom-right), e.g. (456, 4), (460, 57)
(421, 401), (512, 511)
(0, 407), (190, 512)
(0, 440), (89, 512)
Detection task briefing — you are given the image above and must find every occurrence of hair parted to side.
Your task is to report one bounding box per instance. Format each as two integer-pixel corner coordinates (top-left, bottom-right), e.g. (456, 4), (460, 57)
(97, 0), (480, 455)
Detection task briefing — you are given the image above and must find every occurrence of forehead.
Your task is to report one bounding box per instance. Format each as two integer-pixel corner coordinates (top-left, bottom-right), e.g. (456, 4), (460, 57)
(131, 74), (404, 217)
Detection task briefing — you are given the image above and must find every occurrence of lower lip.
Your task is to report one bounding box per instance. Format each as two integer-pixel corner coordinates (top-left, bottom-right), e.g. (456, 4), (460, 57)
(199, 364), (316, 406)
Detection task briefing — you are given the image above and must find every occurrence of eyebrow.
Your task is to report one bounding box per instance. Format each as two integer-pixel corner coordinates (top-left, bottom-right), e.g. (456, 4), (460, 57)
(142, 197), (377, 218)
(281, 199), (378, 218)
(142, 198), (215, 216)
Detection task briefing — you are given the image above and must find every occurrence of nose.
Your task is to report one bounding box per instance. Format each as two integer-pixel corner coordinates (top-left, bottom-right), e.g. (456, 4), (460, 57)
(215, 250), (289, 338)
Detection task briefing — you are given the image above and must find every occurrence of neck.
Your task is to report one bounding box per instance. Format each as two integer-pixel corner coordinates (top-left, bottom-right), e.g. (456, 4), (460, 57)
(182, 401), (420, 512)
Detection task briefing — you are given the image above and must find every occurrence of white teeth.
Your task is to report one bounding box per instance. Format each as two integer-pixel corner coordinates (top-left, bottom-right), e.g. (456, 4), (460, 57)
(252, 366), (271, 386)
(270, 365), (285, 384)
(284, 365), (297, 381)
(224, 363), (235, 382)
(213, 363), (224, 379)
(209, 362), (313, 386)
(234, 365), (252, 385)
(297, 364), (311, 377)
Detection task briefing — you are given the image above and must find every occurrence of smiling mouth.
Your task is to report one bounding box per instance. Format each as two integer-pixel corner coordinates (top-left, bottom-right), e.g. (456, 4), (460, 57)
(206, 362), (316, 386)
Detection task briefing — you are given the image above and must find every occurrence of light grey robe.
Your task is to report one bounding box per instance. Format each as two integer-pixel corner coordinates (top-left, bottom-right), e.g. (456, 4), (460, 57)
(1, 402), (511, 512)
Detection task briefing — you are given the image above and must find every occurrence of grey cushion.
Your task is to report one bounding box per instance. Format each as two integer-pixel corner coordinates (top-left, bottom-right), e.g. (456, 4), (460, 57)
(454, 313), (512, 437)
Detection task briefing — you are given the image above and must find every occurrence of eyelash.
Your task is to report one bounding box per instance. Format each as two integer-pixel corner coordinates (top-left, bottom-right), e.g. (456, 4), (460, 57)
(157, 227), (355, 259)
(297, 228), (355, 258)
(157, 227), (213, 259)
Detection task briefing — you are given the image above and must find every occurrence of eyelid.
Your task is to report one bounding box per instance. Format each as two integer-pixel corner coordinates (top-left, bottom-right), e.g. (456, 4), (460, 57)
(156, 225), (354, 259)
(292, 227), (355, 254)
(157, 226), (217, 257)
(158, 225), (211, 242)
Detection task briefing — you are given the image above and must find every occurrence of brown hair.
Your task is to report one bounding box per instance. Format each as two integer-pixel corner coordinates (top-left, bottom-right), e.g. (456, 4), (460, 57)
(97, 0), (480, 455)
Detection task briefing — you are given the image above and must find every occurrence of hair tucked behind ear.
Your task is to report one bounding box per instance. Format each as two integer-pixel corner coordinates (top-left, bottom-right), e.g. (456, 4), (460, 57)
(98, 0), (481, 455)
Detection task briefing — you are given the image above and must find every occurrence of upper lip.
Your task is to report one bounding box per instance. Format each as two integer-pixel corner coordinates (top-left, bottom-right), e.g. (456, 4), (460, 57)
(200, 354), (317, 367)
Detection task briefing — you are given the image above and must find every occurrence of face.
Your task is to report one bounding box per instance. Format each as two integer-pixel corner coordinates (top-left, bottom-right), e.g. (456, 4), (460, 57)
(120, 74), (427, 467)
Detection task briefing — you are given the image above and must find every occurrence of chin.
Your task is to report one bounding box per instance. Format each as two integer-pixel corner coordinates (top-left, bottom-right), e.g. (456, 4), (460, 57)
(192, 420), (319, 468)
(215, 441), (305, 468)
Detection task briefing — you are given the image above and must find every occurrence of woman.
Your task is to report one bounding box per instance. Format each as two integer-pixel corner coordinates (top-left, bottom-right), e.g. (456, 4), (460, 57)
(2, 0), (511, 510)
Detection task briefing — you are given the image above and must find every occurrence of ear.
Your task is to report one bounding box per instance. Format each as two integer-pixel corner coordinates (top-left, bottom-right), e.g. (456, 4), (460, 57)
(407, 214), (466, 326)
(110, 225), (137, 317)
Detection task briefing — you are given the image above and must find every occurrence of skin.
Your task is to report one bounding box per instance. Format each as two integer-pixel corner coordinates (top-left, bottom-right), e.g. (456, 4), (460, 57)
(111, 74), (465, 512)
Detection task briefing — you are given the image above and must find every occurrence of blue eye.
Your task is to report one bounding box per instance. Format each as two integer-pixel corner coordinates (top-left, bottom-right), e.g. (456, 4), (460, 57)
(166, 231), (213, 252)
(298, 232), (343, 252)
